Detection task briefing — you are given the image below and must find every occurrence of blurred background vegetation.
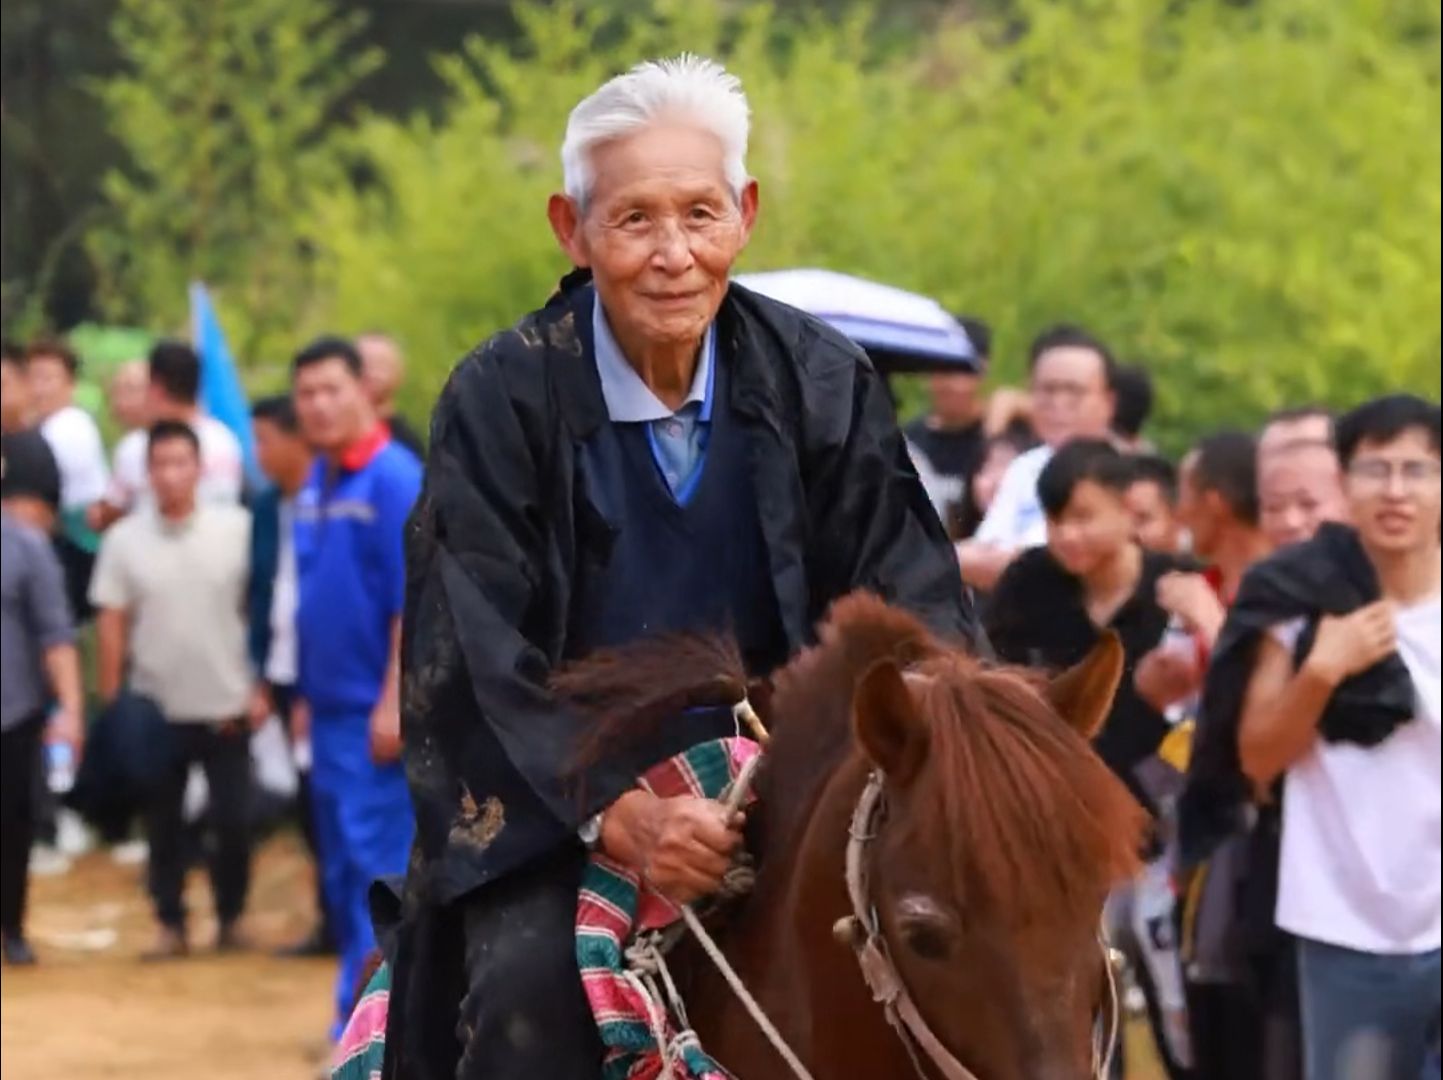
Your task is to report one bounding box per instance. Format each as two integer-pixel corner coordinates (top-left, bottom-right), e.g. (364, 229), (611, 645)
(2, 0), (1439, 449)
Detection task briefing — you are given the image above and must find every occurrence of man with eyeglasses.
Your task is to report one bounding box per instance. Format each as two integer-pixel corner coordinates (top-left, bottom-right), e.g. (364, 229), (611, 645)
(1231, 394), (1441, 1080)
(957, 324), (1118, 591)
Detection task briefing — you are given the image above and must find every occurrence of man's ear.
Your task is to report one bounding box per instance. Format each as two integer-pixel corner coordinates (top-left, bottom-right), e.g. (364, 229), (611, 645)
(1047, 631), (1125, 741)
(736, 179), (760, 250)
(854, 659), (928, 785)
(547, 194), (589, 268)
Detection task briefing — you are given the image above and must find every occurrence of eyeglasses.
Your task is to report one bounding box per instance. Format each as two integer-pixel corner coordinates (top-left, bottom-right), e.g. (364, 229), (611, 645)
(1346, 458), (1442, 489)
(1032, 380), (1100, 404)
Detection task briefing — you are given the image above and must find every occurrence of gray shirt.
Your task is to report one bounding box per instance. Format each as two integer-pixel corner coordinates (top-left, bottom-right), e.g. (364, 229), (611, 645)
(1, 511), (74, 730)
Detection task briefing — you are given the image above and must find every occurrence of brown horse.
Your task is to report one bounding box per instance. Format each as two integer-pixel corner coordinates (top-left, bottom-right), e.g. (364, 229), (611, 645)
(559, 592), (1146, 1080)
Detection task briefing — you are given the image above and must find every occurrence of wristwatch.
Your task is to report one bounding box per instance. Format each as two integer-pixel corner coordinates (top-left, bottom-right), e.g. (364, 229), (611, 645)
(578, 811), (605, 850)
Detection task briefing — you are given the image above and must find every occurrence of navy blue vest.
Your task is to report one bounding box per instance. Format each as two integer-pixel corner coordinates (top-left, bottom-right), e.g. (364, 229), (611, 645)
(566, 335), (786, 681)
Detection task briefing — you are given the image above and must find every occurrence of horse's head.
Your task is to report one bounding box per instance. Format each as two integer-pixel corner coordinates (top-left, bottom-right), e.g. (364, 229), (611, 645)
(841, 630), (1145, 1080)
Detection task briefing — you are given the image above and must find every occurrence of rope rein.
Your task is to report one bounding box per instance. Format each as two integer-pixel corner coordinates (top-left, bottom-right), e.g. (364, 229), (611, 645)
(621, 698), (1121, 1080)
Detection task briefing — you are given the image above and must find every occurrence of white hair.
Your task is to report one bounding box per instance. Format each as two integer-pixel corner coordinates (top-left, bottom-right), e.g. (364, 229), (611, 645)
(561, 54), (751, 209)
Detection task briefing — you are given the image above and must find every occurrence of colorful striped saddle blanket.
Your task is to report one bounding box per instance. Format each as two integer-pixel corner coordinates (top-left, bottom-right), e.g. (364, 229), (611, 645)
(329, 737), (759, 1080)
(331, 959), (389, 1080)
(577, 737), (761, 1080)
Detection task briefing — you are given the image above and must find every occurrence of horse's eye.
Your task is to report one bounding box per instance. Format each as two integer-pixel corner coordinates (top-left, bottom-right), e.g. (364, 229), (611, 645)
(895, 894), (959, 961)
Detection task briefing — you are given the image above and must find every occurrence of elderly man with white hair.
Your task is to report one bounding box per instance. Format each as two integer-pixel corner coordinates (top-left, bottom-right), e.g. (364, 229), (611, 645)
(381, 56), (979, 1079)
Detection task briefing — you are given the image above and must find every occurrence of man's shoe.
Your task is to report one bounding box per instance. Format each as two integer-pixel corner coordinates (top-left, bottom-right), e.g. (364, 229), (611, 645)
(273, 927), (337, 959)
(2, 936), (37, 966)
(140, 926), (188, 962)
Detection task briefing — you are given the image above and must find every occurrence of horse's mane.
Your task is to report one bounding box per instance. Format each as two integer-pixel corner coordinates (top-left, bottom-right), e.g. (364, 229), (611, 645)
(555, 592), (1144, 923)
(900, 655), (1144, 922)
(765, 593), (1144, 924)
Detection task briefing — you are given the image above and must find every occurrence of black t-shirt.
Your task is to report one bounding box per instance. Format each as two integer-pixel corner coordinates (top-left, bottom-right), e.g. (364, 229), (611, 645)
(903, 416), (986, 480)
(985, 546), (1189, 807)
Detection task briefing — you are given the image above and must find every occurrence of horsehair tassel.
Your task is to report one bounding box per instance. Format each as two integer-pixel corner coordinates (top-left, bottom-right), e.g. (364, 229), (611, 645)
(733, 697), (770, 745)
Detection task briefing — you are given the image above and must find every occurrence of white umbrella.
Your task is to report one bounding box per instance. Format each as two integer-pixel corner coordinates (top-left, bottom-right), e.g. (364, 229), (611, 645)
(733, 268), (981, 374)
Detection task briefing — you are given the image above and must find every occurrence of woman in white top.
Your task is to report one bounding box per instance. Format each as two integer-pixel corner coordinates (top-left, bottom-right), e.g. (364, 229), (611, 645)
(1239, 395), (1442, 1080)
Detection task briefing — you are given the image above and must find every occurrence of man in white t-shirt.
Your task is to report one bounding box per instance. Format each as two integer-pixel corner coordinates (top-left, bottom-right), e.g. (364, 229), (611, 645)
(92, 341), (243, 530)
(956, 325), (1117, 591)
(1238, 394), (1442, 1080)
(91, 420), (259, 959)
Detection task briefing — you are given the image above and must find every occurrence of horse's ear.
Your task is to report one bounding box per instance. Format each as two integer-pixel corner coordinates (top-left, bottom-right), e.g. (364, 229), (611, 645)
(854, 660), (928, 784)
(1046, 631), (1125, 741)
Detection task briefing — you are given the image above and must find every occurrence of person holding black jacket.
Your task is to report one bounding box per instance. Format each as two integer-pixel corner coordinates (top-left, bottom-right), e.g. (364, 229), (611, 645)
(1234, 396), (1441, 1080)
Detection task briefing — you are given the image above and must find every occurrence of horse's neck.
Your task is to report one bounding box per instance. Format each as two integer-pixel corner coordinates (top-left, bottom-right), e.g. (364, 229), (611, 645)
(688, 751), (917, 1077)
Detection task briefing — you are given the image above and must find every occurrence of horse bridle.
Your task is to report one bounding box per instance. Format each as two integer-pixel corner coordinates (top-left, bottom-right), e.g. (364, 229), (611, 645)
(834, 768), (1122, 1080)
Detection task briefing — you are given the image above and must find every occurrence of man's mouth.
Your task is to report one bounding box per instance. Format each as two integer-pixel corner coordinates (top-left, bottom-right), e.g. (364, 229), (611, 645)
(644, 290), (704, 306)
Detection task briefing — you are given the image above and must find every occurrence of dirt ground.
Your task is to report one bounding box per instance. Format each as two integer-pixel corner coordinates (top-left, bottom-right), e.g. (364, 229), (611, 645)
(1, 834), (333, 1080)
(1, 833), (1166, 1079)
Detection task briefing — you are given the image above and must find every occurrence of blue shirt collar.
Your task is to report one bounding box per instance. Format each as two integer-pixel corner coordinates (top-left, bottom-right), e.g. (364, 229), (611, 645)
(592, 294), (716, 423)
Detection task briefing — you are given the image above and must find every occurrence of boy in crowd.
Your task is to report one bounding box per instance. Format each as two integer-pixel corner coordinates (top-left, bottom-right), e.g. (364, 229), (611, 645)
(0, 441), (84, 966)
(987, 439), (1194, 1077)
(90, 421), (257, 959)
(1238, 395), (1441, 1080)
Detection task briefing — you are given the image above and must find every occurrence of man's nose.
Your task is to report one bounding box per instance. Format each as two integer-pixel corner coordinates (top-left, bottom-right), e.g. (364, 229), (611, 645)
(651, 219), (694, 273)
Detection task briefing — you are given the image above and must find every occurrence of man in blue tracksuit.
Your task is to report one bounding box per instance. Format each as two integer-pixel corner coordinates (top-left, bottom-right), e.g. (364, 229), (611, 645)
(290, 336), (421, 1038)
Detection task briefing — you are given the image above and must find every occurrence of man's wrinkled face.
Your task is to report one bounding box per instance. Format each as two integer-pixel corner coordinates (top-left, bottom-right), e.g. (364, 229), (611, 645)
(148, 436), (201, 514)
(1259, 444), (1348, 549)
(294, 358), (370, 454)
(1030, 348), (1115, 448)
(1345, 430), (1442, 556)
(26, 355), (72, 419)
(550, 121), (758, 351)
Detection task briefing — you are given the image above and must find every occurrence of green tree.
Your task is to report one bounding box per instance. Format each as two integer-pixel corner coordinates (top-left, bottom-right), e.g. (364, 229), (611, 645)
(87, 0), (380, 364)
(308, 0), (1439, 445)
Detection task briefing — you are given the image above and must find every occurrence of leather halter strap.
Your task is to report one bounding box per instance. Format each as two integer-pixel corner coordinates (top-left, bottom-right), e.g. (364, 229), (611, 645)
(842, 769), (983, 1080)
(840, 768), (1121, 1080)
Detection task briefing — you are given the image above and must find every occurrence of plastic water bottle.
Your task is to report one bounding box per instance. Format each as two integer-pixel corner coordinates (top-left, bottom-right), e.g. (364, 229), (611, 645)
(1160, 613), (1194, 658)
(46, 742), (75, 795)
(1159, 615), (1196, 725)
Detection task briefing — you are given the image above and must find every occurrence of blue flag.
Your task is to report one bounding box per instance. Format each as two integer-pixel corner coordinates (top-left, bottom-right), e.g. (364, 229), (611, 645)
(189, 282), (261, 487)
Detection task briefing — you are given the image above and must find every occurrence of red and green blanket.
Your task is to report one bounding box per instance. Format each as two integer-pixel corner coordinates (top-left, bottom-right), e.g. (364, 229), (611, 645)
(330, 959), (389, 1080)
(577, 737), (760, 1080)
(330, 737), (759, 1080)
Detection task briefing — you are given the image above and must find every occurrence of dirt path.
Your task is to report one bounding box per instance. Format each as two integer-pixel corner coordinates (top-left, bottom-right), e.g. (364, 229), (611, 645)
(1, 834), (333, 1080)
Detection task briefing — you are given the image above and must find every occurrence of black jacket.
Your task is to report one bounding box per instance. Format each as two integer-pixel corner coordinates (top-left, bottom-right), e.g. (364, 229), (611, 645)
(987, 546), (1188, 811)
(1178, 522), (1415, 866)
(401, 271), (980, 904)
